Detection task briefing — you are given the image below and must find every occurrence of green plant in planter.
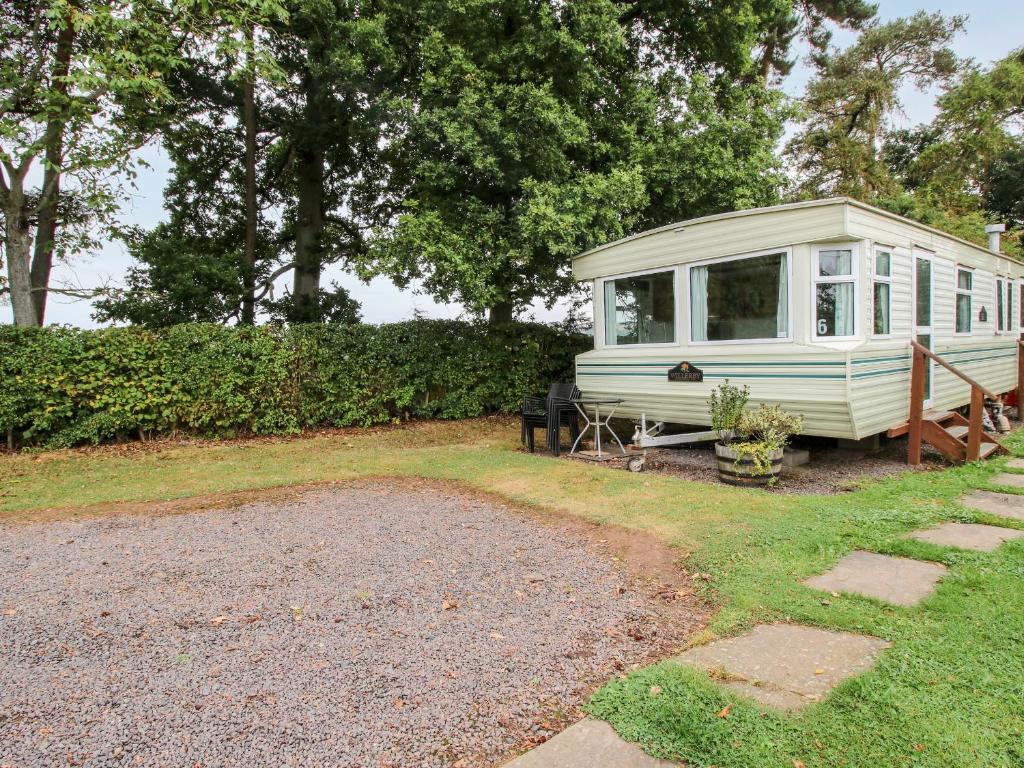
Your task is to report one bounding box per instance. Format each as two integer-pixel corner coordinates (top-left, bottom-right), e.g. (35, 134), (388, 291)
(733, 404), (805, 478)
(707, 380), (749, 443)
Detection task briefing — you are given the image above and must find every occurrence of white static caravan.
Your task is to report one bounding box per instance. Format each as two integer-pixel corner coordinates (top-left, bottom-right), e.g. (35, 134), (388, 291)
(573, 198), (1024, 443)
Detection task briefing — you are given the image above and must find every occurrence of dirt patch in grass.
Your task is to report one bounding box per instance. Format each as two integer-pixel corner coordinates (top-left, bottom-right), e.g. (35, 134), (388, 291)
(565, 435), (960, 495)
(1, 416), (511, 462)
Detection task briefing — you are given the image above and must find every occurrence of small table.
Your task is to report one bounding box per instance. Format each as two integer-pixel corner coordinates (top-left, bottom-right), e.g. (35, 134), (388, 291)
(570, 398), (626, 457)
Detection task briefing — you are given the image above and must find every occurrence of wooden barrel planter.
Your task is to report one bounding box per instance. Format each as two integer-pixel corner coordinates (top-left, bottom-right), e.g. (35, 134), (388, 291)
(715, 442), (783, 487)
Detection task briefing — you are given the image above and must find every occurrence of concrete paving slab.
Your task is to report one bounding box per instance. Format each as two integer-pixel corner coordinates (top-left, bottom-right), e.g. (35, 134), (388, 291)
(907, 522), (1024, 552)
(503, 719), (676, 768)
(673, 624), (890, 711)
(991, 473), (1024, 489)
(1006, 458), (1024, 470)
(804, 551), (946, 607)
(961, 490), (1024, 521)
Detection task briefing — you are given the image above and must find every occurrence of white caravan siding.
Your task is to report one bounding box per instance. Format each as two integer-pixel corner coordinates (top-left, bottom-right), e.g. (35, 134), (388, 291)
(574, 198), (1023, 439)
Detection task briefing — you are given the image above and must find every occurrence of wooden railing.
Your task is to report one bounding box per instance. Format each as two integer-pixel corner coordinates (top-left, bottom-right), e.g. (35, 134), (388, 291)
(908, 340), (999, 465)
(1018, 340), (1024, 415)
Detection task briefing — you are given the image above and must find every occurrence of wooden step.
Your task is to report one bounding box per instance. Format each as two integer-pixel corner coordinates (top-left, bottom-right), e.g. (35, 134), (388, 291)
(979, 442), (1001, 459)
(887, 410), (956, 438)
(945, 425), (999, 442)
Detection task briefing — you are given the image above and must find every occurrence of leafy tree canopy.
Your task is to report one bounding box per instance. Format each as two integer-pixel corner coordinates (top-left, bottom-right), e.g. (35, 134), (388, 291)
(362, 0), (792, 321)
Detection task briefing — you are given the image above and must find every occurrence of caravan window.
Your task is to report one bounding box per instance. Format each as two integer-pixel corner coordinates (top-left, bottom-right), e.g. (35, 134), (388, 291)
(955, 268), (972, 334)
(603, 271), (676, 345)
(872, 249), (892, 336)
(997, 279), (1006, 333)
(814, 246), (857, 338)
(689, 251), (789, 343)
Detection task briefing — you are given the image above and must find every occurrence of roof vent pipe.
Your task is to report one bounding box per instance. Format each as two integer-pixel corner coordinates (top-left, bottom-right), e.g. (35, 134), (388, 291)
(986, 223), (1006, 252)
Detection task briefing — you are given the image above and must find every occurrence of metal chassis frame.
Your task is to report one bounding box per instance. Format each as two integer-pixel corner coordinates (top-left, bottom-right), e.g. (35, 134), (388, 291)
(632, 413), (721, 449)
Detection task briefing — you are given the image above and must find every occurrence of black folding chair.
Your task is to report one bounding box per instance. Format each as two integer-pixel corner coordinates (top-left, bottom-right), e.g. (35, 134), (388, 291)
(520, 383), (581, 454)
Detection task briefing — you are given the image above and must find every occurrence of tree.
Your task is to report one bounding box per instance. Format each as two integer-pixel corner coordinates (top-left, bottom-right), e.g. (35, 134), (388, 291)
(365, 0), (791, 323)
(99, 0), (416, 325)
(913, 49), (1024, 225)
(94, 23), (285, 326)
(755, 0), (878, 81)
(785, 11), (965, 201)
(258, 0), (420, 323)
(0, 0), (284, 327)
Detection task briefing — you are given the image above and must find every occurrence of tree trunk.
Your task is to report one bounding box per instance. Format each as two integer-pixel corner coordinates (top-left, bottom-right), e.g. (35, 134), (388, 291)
(292, 142), (325, 323)
(29, 13), (75, 326)
(31, 142), (62, 326)
(5, 194), (39, 327)
(488, 300), (515, 324)
(240, 27), (258, 326)
(291, 71), (325, 324)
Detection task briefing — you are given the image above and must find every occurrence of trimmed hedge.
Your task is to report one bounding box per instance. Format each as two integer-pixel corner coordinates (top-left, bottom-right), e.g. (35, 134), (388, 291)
(0, 320), (589, 449)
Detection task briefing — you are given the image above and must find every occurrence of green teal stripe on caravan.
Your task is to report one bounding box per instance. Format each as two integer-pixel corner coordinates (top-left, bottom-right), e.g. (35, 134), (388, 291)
(851, 366), (910, 379)
(577, 360), (845, 368)
(577, 371), (846, 380)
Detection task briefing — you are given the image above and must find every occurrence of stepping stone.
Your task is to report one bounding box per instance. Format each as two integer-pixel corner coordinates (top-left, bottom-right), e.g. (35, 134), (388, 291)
(673, 624), (890, 711)
(804, 551), (946, 607)
(1008, 458), (1024, 469)
(907, 522), (1024, 552)
(961, 490), (1024, 521)
(503, 719), (676, 767)
(991, 472), (1024, 489)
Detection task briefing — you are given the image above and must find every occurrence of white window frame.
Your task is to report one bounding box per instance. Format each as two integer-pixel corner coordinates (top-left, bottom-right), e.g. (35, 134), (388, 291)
(954, 266), (973, 337)
(1008, 276), (1016, 334)
(996, 277), (1007, 334)
(1019, 280), (1024, 339)
(598, 266), (680, 349)
(684, 247), (793, 346)
(870, 245), (893, 339)
(811, 242), (860, 341)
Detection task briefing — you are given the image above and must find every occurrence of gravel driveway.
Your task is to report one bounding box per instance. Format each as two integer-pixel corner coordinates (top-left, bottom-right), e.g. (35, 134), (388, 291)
(0, 483), (695, 767)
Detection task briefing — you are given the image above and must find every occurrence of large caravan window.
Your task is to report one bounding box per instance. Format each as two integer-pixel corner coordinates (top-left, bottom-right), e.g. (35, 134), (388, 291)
(689, 251), (788, 342)
(814, 247), (856, 338)
(873, 249), (892, 336)
(955, 268), (972, 334)
(603, 271), (675, 345)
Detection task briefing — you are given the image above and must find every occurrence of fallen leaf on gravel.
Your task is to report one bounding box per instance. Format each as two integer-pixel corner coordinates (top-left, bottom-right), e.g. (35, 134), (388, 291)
(290, 606), (304, 621)
(393, 698), (405, 710)
(814, 668), (825, 675)
(452, 760), (467, 768)
(210, 616), (229, 625)
(489, 632), (505, 640)
(649, 685), (662, 697)
(717, 704), (732, 718)
(3, 609), (16, 616)
(244, 614), (262, 624)
(442, 599), (458, 611)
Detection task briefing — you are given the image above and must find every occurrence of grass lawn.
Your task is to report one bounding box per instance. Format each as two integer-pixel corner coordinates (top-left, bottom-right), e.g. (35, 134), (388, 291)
(3, 418), (1023, 767)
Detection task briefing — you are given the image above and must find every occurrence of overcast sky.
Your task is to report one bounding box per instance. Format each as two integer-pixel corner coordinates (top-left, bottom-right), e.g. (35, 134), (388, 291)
(5, 1), (1022, 328)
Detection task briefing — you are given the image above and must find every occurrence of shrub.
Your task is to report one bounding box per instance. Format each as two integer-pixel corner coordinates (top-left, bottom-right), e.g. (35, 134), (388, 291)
(707, 380), (749, 442)
(0, 320), (588, 449)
